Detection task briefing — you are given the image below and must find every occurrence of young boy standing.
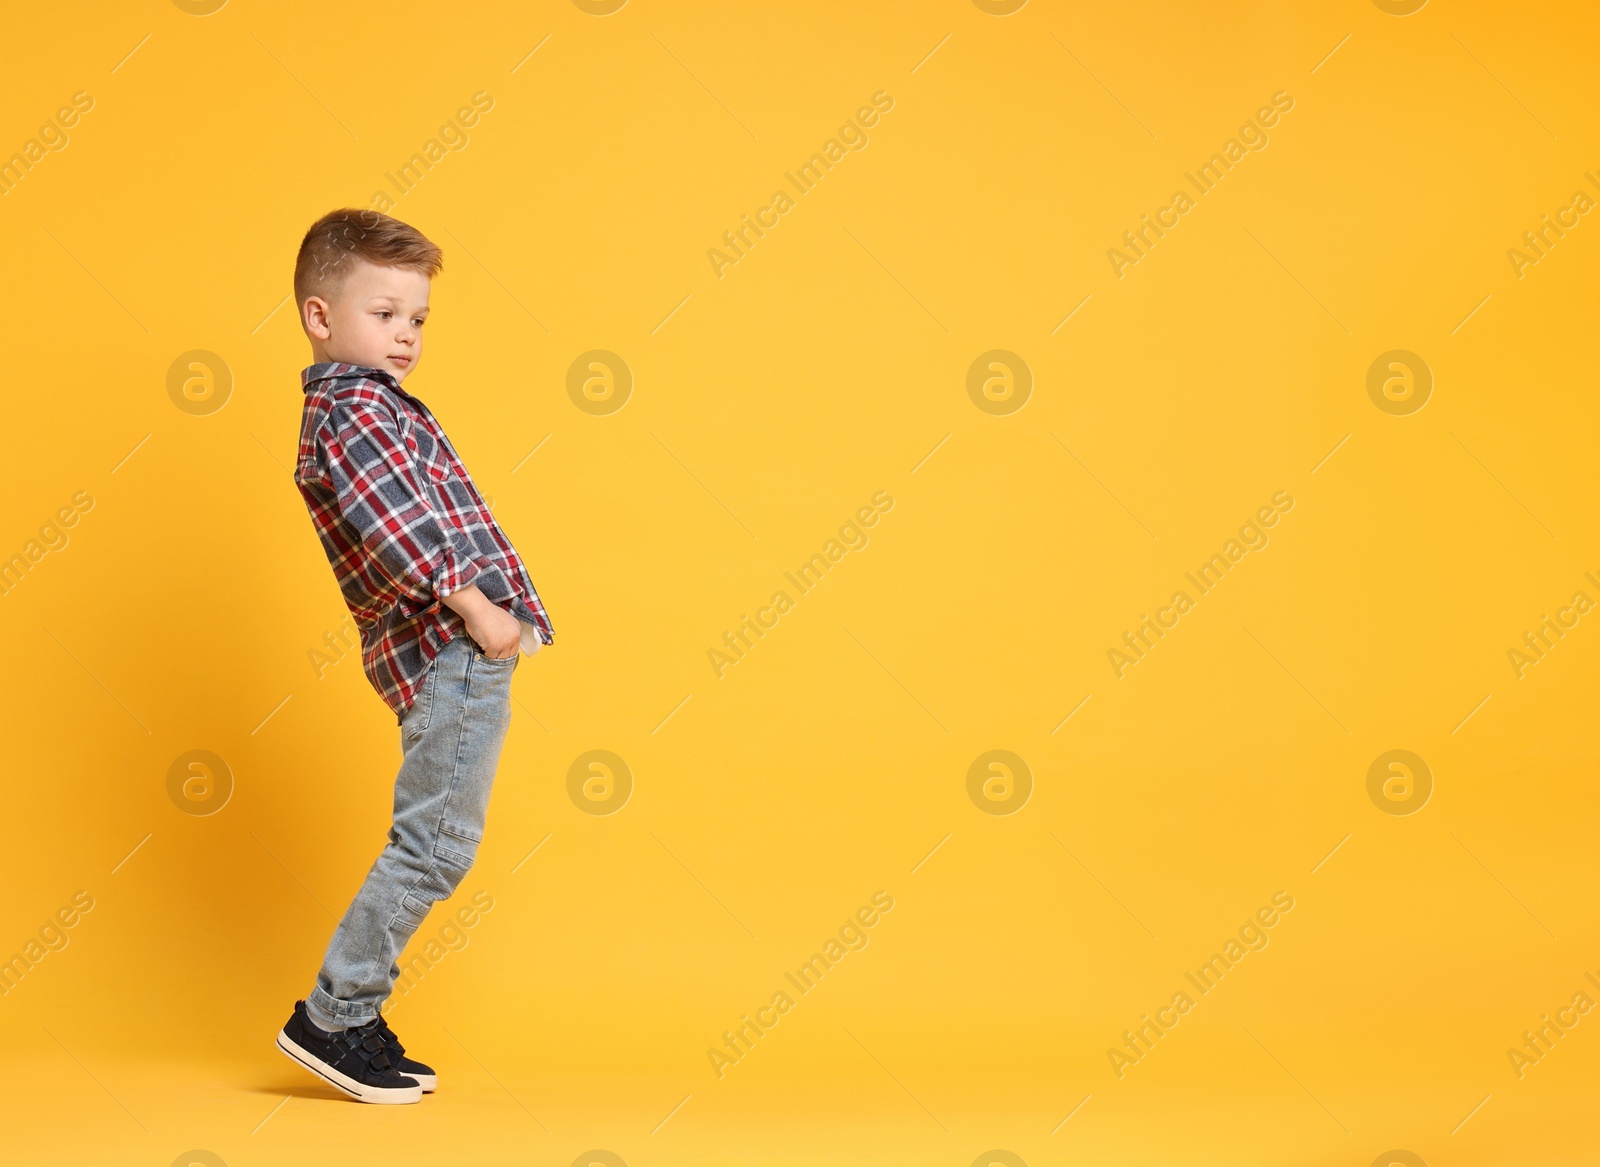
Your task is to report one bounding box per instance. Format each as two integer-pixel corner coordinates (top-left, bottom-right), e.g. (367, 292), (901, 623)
(275, 208), (553, 1104)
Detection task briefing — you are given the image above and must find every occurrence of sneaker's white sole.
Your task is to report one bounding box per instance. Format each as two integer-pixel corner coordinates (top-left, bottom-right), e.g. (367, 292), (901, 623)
(410, 1071), (438, 1093)
(276, 1029), (422, 1104)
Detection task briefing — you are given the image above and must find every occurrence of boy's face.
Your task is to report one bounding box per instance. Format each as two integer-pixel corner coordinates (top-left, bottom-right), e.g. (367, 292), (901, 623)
(301, 258), (431, 383)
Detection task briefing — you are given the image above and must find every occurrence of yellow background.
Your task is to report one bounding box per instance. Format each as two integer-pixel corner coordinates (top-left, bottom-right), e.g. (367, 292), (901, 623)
(2, 1), (1597, 1164)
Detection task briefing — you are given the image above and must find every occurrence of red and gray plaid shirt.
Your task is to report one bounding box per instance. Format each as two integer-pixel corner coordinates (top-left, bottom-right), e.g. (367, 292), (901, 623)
(295, 362), (553, 722)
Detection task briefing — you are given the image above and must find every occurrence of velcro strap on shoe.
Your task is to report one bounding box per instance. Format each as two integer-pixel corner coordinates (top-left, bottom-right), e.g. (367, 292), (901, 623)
(338, 1028), (395, 1070)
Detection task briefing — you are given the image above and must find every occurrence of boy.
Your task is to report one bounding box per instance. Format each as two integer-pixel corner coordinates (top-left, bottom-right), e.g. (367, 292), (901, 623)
(275, 208), (553, 1104)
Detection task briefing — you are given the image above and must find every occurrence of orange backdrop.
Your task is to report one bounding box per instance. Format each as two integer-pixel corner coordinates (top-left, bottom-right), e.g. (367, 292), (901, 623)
(1, 1), (1597, 1165)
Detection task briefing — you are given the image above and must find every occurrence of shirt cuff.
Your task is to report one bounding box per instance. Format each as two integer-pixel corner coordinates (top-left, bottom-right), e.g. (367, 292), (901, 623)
(433, 548), (482, 599)
(399, 548), (482, 622)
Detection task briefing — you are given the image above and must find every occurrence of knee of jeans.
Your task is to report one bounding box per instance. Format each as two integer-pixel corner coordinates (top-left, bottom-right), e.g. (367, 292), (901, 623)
(433, 831), (478, 885)
(398, 862), (460, 924)
(397, 886), (434, 929)
(386, 832), (431, 874)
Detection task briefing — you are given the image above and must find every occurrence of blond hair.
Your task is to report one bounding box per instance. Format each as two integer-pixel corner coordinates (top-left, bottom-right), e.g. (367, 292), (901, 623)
(293, 207), (442, 307)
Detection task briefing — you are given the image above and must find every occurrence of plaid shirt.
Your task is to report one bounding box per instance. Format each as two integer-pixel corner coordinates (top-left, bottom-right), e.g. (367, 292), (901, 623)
(295, 362), (553, 722)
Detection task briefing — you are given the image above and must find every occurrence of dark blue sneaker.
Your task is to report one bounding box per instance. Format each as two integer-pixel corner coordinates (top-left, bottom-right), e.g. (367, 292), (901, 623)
(276, 1000), (421, 1104)
(373, 1012), (437, 1092)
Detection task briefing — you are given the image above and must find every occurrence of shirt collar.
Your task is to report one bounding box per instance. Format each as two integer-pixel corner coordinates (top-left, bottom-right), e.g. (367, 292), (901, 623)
(301, 361), (402, 394)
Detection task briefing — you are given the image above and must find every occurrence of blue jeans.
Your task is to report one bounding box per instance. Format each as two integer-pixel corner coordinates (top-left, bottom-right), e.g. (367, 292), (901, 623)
(308, 634), (516, 1027)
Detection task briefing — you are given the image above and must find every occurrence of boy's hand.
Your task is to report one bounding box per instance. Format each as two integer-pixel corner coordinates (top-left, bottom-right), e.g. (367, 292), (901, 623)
(465, 604), (522, 658)
(441, 584), (522, 658)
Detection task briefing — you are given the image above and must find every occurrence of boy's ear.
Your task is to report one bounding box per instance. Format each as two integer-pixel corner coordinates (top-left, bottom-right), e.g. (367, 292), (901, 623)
(302, 295), (332, 340)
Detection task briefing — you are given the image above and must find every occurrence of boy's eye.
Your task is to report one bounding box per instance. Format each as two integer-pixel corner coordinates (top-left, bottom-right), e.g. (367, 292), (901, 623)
(376, 310), (391, 319)
(412, 318), (425, 327)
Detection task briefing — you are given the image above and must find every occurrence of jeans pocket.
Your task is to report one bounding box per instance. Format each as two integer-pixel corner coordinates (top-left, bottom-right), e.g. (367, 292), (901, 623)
(402, 658), (441, 739)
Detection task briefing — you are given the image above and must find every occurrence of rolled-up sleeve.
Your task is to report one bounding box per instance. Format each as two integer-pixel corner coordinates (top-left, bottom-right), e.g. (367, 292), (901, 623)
(320, 401), (481, 614)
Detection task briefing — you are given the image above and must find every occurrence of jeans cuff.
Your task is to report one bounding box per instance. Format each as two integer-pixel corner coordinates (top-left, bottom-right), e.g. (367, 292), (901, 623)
(308, 987), (376, 1029)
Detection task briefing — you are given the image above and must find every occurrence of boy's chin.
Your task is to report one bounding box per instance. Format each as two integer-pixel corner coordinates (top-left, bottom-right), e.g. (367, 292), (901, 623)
(358, 357), (413, 380)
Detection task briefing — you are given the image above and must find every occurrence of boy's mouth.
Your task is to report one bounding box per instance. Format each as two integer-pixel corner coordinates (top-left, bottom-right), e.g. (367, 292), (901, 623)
(388, 355), (412, 367)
